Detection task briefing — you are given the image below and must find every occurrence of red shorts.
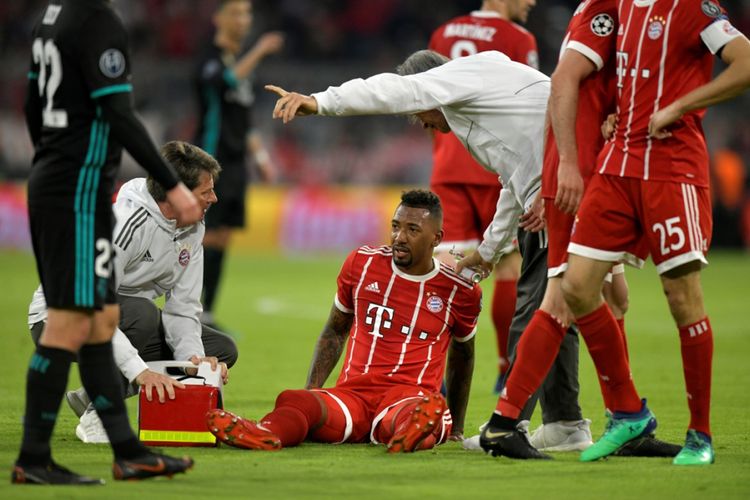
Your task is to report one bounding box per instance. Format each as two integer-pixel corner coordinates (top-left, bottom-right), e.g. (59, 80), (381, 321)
(431, 183), (505, 253)
(308, 374), (451, 445)
(569, 174), (712, 274)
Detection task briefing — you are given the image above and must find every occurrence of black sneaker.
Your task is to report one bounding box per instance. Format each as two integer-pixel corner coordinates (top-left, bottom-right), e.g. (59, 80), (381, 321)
(480, 422), (552, 460)
(613, 433), (683, 457)
(11, 461), (104, 485)
(113, 451), (193, 480)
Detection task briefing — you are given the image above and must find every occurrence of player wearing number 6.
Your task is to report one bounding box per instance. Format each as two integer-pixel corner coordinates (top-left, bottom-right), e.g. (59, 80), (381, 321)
(207, 190), (480, 453)
(15, 0), (199, 485)
(558, 0), (750, 464)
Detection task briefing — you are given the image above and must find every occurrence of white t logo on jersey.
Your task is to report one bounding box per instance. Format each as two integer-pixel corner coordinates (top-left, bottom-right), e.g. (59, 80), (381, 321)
(364, 303), (394, 338)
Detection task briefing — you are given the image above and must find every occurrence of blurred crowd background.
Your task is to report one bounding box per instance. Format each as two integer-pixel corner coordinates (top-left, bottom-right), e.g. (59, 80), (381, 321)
(1, 0), (749, 248)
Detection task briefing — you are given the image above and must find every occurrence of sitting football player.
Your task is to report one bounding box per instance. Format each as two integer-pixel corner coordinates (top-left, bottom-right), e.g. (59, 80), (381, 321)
(208, 190), (480, 452)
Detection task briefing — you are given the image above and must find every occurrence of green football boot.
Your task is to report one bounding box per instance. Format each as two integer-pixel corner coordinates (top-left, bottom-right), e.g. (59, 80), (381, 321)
(673, 430), (714, 466)
(580, 399), (657, 462)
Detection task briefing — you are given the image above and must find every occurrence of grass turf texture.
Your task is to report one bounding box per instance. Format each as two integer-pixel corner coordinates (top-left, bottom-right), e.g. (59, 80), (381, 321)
(0, 249), (748, 499)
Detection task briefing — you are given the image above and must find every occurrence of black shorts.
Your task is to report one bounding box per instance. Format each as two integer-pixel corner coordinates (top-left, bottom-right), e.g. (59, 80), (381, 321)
(205, 160), (247, 229)
(29, 203), (117, 310)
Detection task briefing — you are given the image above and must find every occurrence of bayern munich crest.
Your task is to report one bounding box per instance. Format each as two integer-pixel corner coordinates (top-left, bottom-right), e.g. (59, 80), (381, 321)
(648, 17), (665, 40)
(590, 13), (614, 37)
(426, 295), (444, 313)
(178, 248), (191, 267)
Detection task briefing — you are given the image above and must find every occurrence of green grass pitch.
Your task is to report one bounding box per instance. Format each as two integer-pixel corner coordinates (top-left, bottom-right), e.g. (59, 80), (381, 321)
(0, 249), (748, 499)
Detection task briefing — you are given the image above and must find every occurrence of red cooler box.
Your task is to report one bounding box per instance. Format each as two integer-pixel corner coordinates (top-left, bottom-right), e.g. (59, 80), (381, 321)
(138, 361), (223, 447)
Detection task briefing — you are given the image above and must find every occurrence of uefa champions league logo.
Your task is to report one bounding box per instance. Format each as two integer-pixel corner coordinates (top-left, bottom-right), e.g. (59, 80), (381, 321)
(590, 13), (614, 37)
(99, 48), (126, 78)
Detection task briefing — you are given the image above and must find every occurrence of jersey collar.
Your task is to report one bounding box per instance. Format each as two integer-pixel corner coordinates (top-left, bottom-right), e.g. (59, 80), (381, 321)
(391, 257), (441, 282)
(470, 10), (504, 19)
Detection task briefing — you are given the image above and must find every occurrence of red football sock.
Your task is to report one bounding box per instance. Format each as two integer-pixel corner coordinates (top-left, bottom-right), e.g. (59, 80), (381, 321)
(577, 304), (641, 413)
(495, 310), (565, 419)
(679, 317), (713, 436)
(616, 317), (629, 361)
(260, 390), (323, 447)
(597, 316), (630, 411)
(492, 280), (517, 374)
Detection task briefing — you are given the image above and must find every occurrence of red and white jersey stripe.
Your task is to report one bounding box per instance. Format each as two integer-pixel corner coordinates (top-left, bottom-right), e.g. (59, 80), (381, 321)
(542, 0), (619, 198)
(597, 0), (742, 186)
(334, 246), (482, 393)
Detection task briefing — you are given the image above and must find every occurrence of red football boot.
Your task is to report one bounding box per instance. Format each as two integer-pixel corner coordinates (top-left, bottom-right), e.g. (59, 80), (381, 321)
(206, 409), (281, 451)
(387, 393), (446, 453)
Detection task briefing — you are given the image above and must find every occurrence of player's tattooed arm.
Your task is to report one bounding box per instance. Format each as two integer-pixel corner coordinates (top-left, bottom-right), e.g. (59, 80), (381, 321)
(445, 337), (475, 439)
(305, 305), (353, 389)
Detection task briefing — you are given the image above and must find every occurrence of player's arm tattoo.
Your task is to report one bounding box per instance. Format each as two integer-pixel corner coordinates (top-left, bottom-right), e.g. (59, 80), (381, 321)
(305, 305), (353, 389)
(445, 337), (475, 437)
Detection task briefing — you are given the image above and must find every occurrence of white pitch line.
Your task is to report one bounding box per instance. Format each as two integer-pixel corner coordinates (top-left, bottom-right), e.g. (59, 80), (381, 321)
(253, 297), (327, 320)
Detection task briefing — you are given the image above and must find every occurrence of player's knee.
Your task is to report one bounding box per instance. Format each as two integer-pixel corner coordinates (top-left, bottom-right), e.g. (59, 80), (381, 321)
(661, 267), (704, 323)
(560, 274), (592, 314)
(43, 311), (91, 350)
(220, 336), (239, 368)
(663, 286), (688, 318)
(540, 282), (573, 324)
(88, 304), (119, 343)
(275, 389), (320, 414)
(662, 283), (701, 325)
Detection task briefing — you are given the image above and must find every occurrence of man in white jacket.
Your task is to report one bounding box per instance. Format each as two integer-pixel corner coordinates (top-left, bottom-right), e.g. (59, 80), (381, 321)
(28, 141), (237, 443)
(266, 49), (588, 458)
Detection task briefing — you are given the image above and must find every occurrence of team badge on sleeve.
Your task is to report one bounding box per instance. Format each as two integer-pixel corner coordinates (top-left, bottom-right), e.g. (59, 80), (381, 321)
(701, 0), (721, 18)
(591, 13), (615, 37)
(99, 49), (126, 78)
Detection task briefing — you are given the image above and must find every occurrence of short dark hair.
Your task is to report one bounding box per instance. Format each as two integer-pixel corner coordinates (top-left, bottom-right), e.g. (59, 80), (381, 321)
(399, 189), (443, 224)
(396, 50), (449, 77)
(147, 141), (222, 202)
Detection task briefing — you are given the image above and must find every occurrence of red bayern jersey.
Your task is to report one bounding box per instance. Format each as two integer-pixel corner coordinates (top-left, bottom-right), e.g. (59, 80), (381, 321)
(598, 0), (742, 186)
(334, 246), (482, 393)
(429, 11), (539, 186)
(542, 0), (619, 198)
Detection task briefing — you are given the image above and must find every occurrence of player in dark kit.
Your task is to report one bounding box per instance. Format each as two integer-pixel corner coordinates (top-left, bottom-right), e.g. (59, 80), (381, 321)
(194, 0), (283, 327)
(15, 0), (200, 485)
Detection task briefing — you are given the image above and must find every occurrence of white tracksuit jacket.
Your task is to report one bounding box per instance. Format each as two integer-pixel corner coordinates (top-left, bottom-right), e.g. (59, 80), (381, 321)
(28, 178), (205, 382)
(313, 50), (550, 263)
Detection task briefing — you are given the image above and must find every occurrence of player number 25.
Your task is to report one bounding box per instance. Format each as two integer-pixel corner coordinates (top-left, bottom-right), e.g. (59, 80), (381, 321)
(652, 217), (686, 256)
(31, 38), (68, 128)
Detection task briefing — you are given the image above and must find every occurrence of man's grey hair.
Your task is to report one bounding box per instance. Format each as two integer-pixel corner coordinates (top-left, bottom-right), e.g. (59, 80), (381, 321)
(396, 50), (449, 76)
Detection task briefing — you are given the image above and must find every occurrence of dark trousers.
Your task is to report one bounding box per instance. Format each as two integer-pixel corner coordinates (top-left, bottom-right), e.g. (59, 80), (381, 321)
(503, 228), (582, 423)
(117, 295), (238, 367)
